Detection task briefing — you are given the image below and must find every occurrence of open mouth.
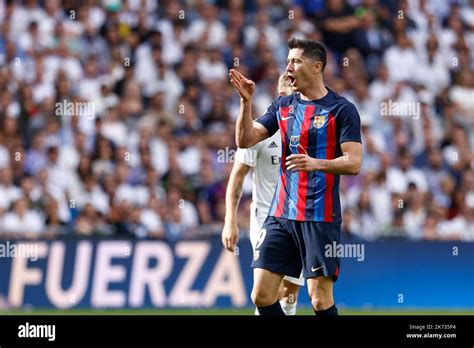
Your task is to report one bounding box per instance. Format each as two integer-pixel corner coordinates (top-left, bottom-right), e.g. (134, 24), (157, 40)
(287, 75), (296, 86)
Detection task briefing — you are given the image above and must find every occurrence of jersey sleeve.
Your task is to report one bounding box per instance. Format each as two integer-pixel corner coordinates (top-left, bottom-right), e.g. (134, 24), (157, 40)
(234, 146), (258, 167)
(338, 102), (362, 144)
(255, 99), (279, 137)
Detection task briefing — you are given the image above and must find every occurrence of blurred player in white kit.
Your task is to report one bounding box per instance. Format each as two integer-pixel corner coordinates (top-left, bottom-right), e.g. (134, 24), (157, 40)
(222, 73), (304, 315)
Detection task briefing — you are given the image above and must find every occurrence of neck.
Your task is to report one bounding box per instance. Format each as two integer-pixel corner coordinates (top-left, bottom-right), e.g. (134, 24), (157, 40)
(299, 82), (328, 101)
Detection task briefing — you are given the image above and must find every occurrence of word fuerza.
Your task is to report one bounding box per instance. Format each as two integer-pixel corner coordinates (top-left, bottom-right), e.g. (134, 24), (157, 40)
(18, 322), (56, 341)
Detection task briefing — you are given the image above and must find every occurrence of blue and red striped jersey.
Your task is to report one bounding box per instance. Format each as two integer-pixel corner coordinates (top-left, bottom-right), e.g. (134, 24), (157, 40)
(255, 88), (361, 222)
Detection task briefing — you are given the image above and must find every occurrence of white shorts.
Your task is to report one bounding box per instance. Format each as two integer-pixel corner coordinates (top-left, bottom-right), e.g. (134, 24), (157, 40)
(249, 203), (305, 287)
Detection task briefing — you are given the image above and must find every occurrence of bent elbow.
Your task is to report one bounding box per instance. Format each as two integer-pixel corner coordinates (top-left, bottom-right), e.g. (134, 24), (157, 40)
(350, 163), (361, 175)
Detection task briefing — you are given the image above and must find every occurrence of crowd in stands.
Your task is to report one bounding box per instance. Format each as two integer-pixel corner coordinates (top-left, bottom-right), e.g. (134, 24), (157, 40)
(0, 0), (472, 241)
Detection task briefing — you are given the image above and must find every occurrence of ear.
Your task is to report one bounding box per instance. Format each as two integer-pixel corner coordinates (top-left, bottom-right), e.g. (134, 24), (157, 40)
(313, 61), (322, 74)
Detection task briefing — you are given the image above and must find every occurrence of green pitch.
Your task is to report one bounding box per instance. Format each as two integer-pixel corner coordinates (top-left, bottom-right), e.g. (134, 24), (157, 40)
(2, 308), (472, 315)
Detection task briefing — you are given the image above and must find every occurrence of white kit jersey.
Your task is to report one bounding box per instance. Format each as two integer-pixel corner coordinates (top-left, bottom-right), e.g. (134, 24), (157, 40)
(234, 131), (281, 215)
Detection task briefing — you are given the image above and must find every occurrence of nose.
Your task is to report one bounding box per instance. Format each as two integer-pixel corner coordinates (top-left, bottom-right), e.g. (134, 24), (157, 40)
(286, 62), (293, 73)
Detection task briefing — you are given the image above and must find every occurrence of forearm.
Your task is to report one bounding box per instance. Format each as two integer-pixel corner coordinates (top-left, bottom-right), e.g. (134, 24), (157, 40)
(235, 99), (256, 148)
(224, 170), (246, 224)
(313, 154), (361, 175)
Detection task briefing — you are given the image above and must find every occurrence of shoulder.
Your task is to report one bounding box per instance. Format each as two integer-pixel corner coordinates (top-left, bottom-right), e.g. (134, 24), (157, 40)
(327, 89), (359, 115)
(327, 89), (353, 106)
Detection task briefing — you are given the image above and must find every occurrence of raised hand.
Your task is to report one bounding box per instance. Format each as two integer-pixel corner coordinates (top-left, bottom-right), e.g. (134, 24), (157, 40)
(229, 69), (255, 102)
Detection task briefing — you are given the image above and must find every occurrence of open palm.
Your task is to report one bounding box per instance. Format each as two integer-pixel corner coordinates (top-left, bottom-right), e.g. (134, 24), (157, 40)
(229, 69), (255, 101)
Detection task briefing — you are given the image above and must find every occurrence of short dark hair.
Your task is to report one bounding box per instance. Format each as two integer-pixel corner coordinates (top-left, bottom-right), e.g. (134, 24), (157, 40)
(287, 37), (327, 71)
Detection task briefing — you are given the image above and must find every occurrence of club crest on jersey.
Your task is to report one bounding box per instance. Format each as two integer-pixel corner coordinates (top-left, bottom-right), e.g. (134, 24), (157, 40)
(313, 115), (326, 129)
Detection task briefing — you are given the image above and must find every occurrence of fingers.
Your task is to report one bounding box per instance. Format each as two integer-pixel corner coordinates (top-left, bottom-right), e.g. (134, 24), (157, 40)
(230, 77), (239, 90)
(286, 154), (305, 160)
(287, 164), (299, 171)
(286, 154), (306, 166)
(286, 158), (301, 168)
(231, 235), (238, 250)
(230, 78), (244, 93)
(230, 69), (254, 90)
(286, 155), (306, 171)
(229, 69), (243, 83)
(224, 239), (232, 252)
(222, 235), (235, 252)
(221, 234), (227, 249)
(229, 71), (244, 88)
(231, 69), (246, 81)
(230, 80), (247, 99)
(230, 70), (254, 101)
(230, 69), (254, 88)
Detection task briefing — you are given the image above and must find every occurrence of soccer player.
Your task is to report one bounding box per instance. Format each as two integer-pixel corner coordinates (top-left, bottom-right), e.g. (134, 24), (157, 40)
(222, 73), (304, 316)
(229, 38), (362, 316)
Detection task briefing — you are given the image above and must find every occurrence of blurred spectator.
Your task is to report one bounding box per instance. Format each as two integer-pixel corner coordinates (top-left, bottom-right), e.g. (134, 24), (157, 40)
(1, 196), (44, 237)
(317, 0), (360, 57)
(383, 32), (418, 82)
(403, 183), (426, 239)
(0, 166), (22, 212)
